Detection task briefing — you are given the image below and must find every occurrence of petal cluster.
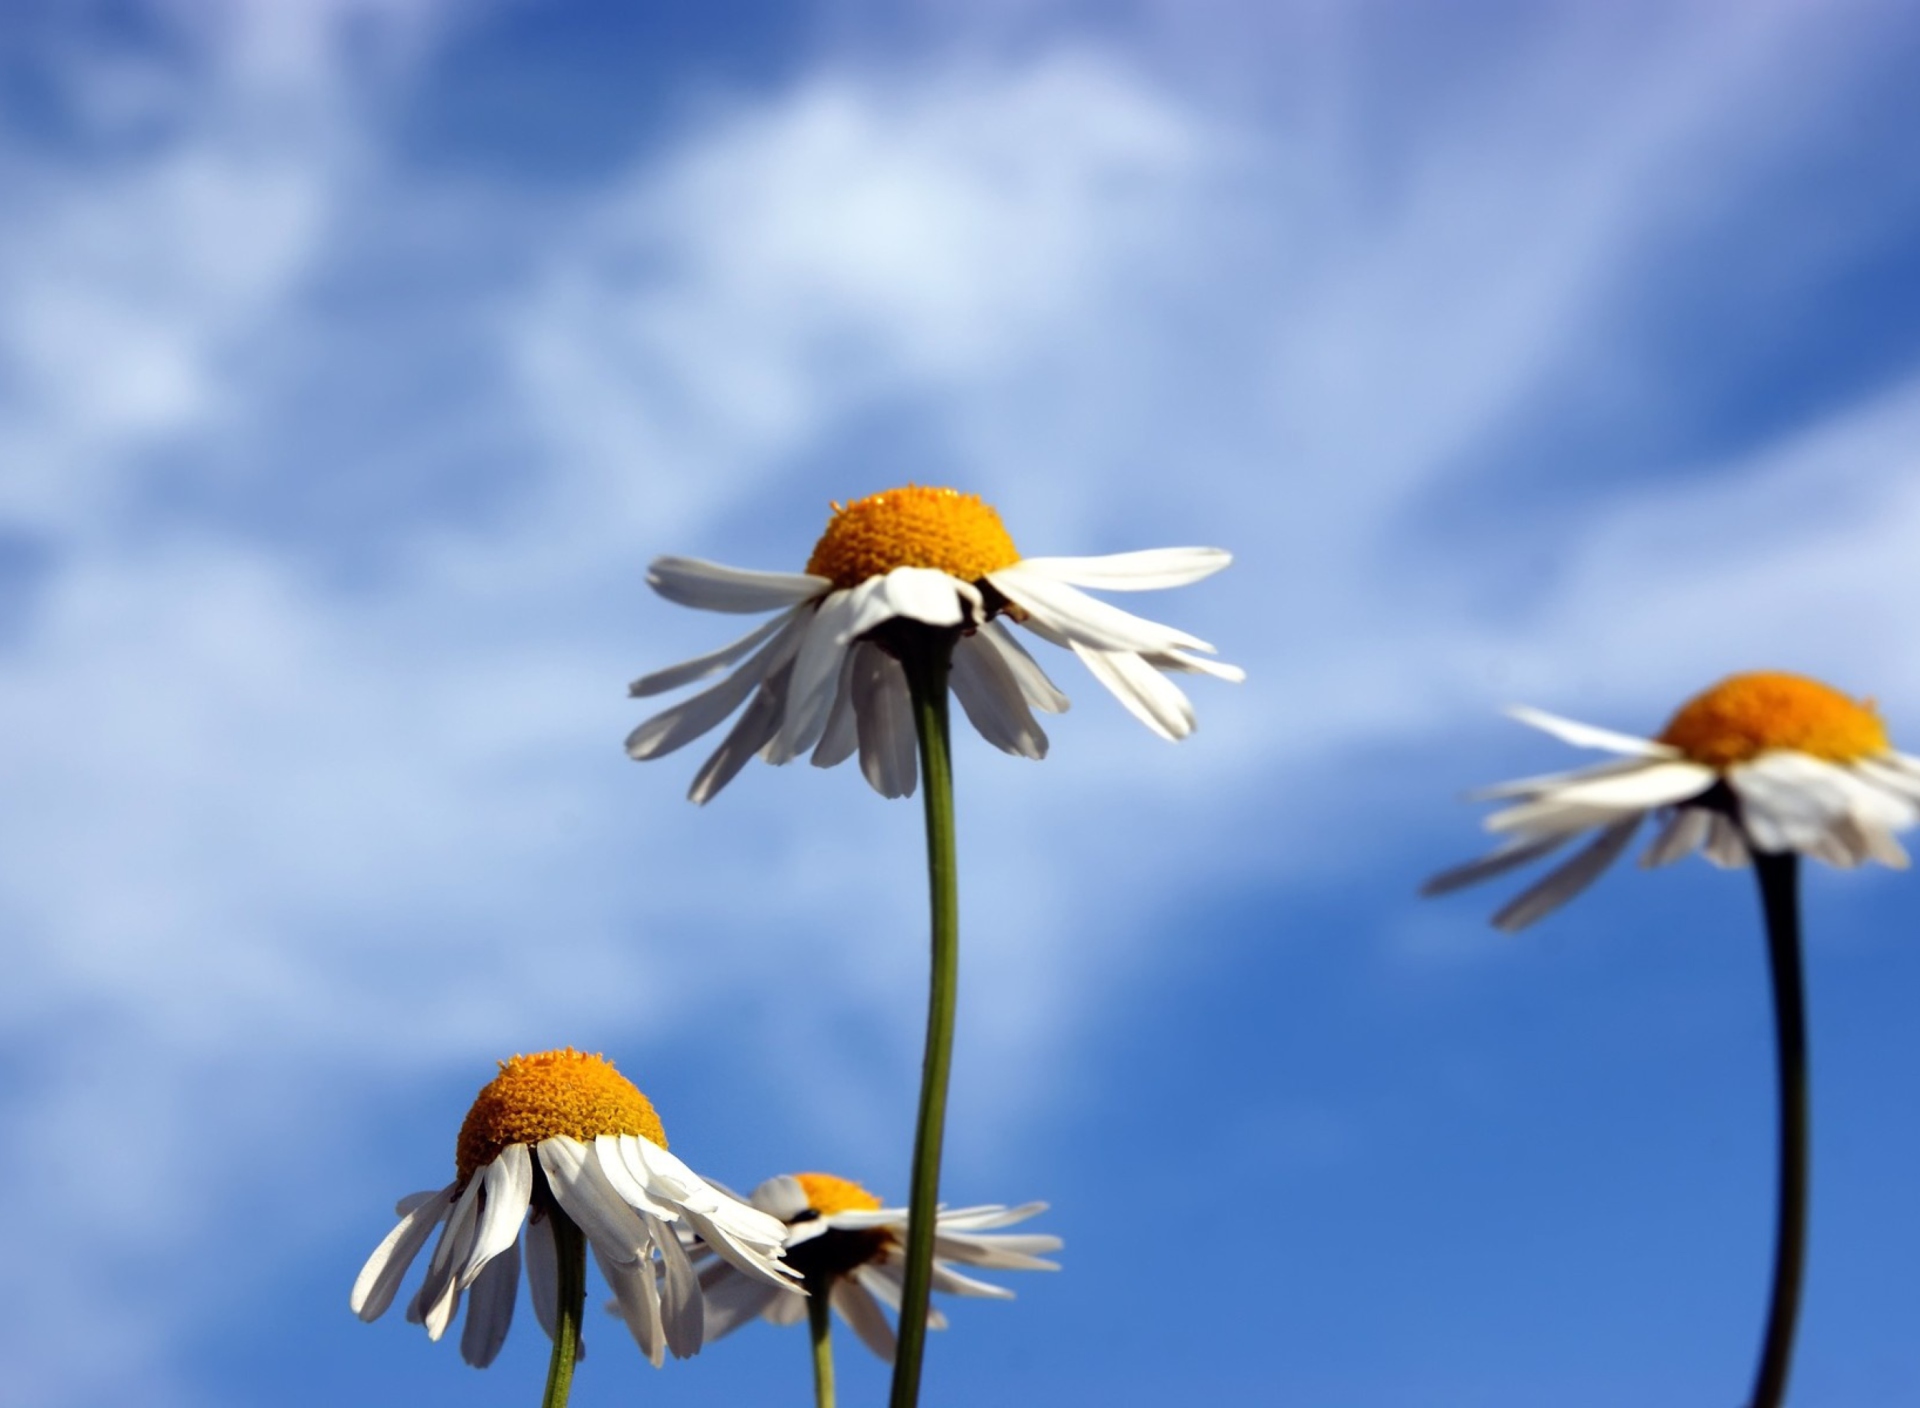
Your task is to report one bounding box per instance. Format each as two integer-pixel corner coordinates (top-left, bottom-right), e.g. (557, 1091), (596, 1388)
(692, 1174), (1061, 1362)
(1426, 693), (1920, 931)
(629, 538), (1240, 802)
(350, 1134), (794, 1369)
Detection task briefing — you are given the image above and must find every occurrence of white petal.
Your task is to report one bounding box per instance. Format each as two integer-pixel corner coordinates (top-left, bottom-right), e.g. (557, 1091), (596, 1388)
(1705, 813), (1751, 867)
(810, 646), (862, 769)
(625, 613), (806, 761)
(767, 588), (869, 764)
(1070, 642), (1196, 741)
(990, 566), (1215, 655)
(834, 1277), (898, 1362)
(1641, 808), (1711, 868)
(598, 1244), (665, 1367)
(537, 1138), (647, 1264)
(930, 1202), (1048, 1231)
(951, 631), (1048, 759)
(628, 614), (793, 699)
(1492, 817), (1641, 931)
(750, 1175), (810, 1221)
(459, 1235), (520, 1369)
(1730, 754), (1858, 854)
(699, 1263), (786, 1342)
(1009, 547), (1231, 591)
(351, 1185), (456, 1322)
(873, 566), (973, 627)
(976, 621), (1069, 714)
(460, 1143), (533, 1289)
(647, 557), (826, 614)
(410, 1173), (484, 1340)
(928, 1262), (1015, 1298)
(687, 667), (787, 804)
(763, 1287), (808, 1326)
(1421, 834), (1572, 898)
(596, 1135), (679, 1220)
(648, 1212), (704, 1359)
(932, 1234), (1061, 1271)
(853, 645), (917, 798)
(1470, 757), (1661, 802)
(1506, 706), (1680, 758)
(526, 1212), (559, 1341)
(1147, 648), (1246, 683)
(1484, 760), (1712, 833)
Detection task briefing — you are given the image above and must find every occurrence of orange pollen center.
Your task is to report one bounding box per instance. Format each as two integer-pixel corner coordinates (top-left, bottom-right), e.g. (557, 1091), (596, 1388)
(804, 485), (1020, 590)
(793, 1171), (884, 1218)
(455, 1048), (667, 1181)
(1656, 671), (1890, 769)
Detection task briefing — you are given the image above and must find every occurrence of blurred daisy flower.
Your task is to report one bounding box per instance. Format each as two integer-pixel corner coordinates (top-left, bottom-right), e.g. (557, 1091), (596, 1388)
(627, 485), (1240, 801)
(1424, 672), (1920, 931)
(350, 1049), (793, 1375)
(696, 1172), (1061, 1362)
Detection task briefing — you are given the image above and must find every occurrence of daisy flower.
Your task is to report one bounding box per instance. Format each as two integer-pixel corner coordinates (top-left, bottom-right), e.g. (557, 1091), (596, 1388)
(350, 1049), (794, 1383)
(697, 1173), (1060, 1362)
(626, 485), (1240, 801)
(1423, 671), (1920, 931)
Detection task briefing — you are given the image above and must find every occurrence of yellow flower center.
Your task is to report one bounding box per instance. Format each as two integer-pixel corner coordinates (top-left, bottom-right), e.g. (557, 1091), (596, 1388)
(804, 486), (1021, 590)
(1657, 671), (1890, 769)
(455, 1048), (667, 1181)
(793, 1171), (884, 1217)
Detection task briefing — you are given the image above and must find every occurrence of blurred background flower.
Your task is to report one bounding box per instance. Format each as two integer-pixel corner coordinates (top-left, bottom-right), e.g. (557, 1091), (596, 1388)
(4, 1), (1920, 1404)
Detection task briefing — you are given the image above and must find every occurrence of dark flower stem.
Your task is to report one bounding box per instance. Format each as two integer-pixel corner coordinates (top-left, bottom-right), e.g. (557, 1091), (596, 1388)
(1748, 850), (1807, 1408)
(891, 630), (960, 1408)
(807, 1274), (837, 1408)
(541, 1207), (586, 1408)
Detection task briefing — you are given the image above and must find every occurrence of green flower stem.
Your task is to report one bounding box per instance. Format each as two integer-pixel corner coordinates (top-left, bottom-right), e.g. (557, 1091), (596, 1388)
(807, 1275), (837, 1408)
(541, 1207), (586, 1408)
(890, 630), (961, 1408)
(1749, 850), (1807, 1408)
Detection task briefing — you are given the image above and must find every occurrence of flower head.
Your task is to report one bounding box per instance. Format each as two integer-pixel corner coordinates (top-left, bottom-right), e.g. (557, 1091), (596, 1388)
(691, 1171), (1061, 1362)
(1424, 672), (1920, 930)
(350, 1049), (794, 1370)
(627, 485), (1241, 802)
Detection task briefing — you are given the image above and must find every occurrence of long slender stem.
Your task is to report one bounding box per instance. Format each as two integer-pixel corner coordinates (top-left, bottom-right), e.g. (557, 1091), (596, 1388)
(1748, 850), (1807, 1408)
(542, 1208), (586, 1408)
(806, 1275), (838, 1408)
(890, 633), (960, 1408)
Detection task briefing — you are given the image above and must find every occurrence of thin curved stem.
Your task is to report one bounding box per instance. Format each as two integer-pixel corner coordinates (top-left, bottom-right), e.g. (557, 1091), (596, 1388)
(807, 1276), (837, 1408)
(1748, 850), (1807, 1408)
(541, 1208), (586, 1408)
(889, 632), (959, 1408)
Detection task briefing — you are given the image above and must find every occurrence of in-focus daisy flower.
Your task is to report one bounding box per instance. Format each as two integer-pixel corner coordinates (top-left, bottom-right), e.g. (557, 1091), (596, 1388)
(1423, 672), (1920, 931)
(695, 1172), (1061, 1362)
(627, 485), (1241, 801)
(350, 1049), (794, 1375)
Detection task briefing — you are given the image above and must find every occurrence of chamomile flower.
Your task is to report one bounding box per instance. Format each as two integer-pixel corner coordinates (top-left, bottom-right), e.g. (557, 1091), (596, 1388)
(1425, 671), (1920, 930)
(627, 485), (1240, 801)
(350, 1049), (794, 1372)
(695, 1172), (1061, 1362)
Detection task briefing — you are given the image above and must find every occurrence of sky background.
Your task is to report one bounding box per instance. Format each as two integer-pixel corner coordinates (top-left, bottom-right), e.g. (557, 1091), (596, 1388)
(4, 1), (1920, 1404)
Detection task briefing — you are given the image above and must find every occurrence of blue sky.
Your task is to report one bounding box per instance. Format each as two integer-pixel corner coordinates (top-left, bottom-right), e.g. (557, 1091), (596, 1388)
(5, 1), (1920, 1403)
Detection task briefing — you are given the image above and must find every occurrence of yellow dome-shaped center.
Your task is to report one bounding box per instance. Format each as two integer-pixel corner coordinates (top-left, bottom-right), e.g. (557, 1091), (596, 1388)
(1658, 671), (1890, 769)
(456, 1048), (667, 1181)
(793, 1171), (884, 1217)
(804, 486), (1020, 590)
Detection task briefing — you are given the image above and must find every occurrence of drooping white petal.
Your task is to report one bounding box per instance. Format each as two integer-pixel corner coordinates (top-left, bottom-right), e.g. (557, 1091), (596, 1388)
(1070, 642), (1196, 741)
(1492, 817), (1642, 932)
(700, 1263), (786, 1342)
(1641, 807), (1711, 868)
(1420, 834), (1572, 898)
(749, 1175), (811, 1222)
(930, 1202), (1050, 1232)
(459, 1235), (520, 1369)
(1008, 547), (1232, 591)
(596, 1135), (679, 1220)
(763, 1287), (808, 1327)
(990, 565), (1214, 655)
(648, 1212), (704, 1359)
(526, 1212), (559, 1341)
(409, 1173), (485, 1340)
(1730, 753), (1859, 854)
(853, 644), (917, 798)
(625, 612), (807, 761)
(767, 586), (871, 764)
(834, 1277), (899, 1362)
(351, 1185), (456, 1322)
(538, 1137), (648, 1264)
(1470, 757), (1660, 802)
(598, 1244), (665, 1368)
(628, 614), (793, 698)
(928, 1262), (1016, 1298)
(1146, 648), (1246, 683)
(1704, 813), (1750, 868)
(647, 557), (827, 614)
(931, 1233), (1062, 1271)
(687, 667), (787, 804)
(811, 648), (862, 769)
(460, 1143), (533, 1289)
(974, 621), (1069, 714)
(624, 1140), (794, 1288)
(1492, 760), (1712, 819)
(1506, 706), (1681, 758)
(873, 565), (974, 627)
(951, 631), (1048, 759)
